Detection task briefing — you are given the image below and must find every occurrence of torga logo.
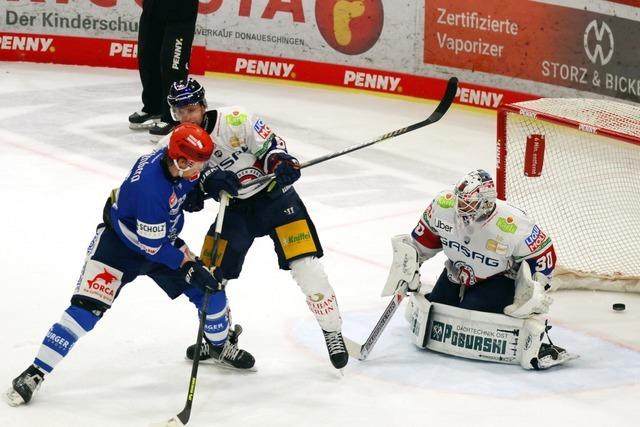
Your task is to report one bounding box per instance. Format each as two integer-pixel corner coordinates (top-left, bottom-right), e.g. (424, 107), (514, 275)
(315, 0), (384, 55)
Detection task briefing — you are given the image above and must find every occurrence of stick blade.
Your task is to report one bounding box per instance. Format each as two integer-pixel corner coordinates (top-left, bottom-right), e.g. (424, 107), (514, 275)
(427, 77), (459, 123)
(344, 337), (366, 361)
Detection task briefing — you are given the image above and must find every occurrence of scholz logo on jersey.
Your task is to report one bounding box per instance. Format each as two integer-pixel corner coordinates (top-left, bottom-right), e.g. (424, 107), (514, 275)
(441, 237), (499, 266)
(525, 225), (547, 252)
(137, 221), (166, 239)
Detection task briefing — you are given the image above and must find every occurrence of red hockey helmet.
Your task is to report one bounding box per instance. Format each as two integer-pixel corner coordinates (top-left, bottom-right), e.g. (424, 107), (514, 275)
(167, 123), (214, 162)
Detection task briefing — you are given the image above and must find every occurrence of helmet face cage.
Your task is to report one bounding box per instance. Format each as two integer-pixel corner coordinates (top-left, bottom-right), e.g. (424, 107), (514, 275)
(167, 78), (207, 121)
(453, 169), (497, 225)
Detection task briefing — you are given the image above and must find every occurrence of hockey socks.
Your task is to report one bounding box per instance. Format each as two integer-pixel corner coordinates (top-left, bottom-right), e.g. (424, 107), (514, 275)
(34, 305), (100, 374)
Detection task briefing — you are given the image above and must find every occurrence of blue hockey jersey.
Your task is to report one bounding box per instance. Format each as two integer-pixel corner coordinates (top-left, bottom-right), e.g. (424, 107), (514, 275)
(109, 148), (197, 269)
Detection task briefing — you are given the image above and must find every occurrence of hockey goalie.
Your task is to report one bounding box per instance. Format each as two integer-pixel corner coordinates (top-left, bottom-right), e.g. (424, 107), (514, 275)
(382, 169), (577, 370)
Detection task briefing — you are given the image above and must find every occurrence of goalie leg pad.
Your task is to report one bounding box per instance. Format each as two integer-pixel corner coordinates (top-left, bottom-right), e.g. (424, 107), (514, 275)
(405, 293), (432, 348)
(290, 257), (342, 332)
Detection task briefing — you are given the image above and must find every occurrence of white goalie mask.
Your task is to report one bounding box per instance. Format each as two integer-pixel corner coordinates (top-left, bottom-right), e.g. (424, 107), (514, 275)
(453, 169), (497, 227)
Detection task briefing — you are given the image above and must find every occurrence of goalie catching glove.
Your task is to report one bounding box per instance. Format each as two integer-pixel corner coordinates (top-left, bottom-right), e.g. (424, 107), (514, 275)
(503, 263), (553, 318)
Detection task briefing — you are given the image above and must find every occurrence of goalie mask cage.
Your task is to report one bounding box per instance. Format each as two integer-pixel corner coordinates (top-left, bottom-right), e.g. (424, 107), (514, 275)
(497, 98), (640, 292)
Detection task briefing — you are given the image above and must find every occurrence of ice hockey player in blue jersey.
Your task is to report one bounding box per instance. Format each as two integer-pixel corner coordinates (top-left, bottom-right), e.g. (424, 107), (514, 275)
(4, 123), (254, 407)
(159, 77), (349, 370)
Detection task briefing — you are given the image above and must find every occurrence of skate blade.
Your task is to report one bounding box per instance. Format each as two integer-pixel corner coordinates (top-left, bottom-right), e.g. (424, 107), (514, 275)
(129, 119), (160, 130)
(185, 357), (258, 373)
(3, 387), (25, 407)
(538, 352), (580, 369)
(148, 416), (185, 427)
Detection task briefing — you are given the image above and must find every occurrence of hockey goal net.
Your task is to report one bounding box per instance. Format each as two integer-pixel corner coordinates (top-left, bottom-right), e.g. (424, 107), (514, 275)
(497, 98), (640, 292)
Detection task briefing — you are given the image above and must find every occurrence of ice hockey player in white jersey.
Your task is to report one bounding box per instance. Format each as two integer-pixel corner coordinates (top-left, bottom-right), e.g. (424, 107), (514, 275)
(384, 169), (576, 369)
(158, 77), (348, 370)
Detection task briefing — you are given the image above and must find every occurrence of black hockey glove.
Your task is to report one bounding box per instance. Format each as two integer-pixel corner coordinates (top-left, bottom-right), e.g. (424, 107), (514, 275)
(201, 168), (240, 200)
(270, 153), (301, 187)
(181, 259), (220, 292)
(183, 186), (206, 212)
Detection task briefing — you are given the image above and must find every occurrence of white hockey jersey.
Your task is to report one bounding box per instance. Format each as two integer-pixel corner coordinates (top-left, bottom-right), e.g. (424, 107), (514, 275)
(159, 106), (288, 199)
(411, 191), (556, 287)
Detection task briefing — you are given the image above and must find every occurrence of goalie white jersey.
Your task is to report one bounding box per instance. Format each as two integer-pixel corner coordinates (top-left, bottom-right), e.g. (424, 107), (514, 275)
(411, 191), (556, 287)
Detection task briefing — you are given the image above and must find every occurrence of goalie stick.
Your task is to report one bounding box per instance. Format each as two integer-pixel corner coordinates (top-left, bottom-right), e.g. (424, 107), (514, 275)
(241, 76), (459, 189)
(344, 282), (409, 361)
(150, 193), (230, 427)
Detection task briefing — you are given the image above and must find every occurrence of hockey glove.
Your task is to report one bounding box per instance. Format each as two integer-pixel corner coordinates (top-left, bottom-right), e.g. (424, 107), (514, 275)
(503, 265), (553, 318)
(183, 186), (206, 212)
(201, 168), (240, 200)
(181, 259), (220, 292)
(270, 153), (301, 187)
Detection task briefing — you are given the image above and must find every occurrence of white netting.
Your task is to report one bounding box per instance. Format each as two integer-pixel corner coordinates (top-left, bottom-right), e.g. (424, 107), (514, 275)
(500, 98), (640, 292)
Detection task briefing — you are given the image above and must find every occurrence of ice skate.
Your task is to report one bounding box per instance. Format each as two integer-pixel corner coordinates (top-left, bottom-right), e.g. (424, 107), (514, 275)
(4, 365), (45, 407)
(186, 325), (256, 371)
(531, 343), (579, 370)
(149, 121), (176, 141)
(128, 110), (160, 130)
(322, 329), (349, 370)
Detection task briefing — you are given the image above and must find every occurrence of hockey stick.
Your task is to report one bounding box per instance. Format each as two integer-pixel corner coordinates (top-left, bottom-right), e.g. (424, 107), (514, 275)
(241, 77), (458, 189)
(344, 282), (408, 361)
(151, 193), (230, 427)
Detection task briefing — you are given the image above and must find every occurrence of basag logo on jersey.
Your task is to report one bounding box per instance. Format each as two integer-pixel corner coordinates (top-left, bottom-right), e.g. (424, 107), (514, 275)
(440, 237), (500, 267)
(315, 0), (384, 55)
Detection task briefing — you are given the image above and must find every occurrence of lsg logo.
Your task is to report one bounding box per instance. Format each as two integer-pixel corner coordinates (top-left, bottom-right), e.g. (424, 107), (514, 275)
(583, 20), (614, 66)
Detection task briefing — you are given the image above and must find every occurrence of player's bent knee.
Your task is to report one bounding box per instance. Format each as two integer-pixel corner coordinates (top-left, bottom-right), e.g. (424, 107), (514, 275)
(70, 295), (109, 318)
(289, 256), (331, 295)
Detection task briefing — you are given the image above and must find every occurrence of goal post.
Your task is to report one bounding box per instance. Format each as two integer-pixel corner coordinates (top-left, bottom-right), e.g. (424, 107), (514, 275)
(496, 98), (640, 292)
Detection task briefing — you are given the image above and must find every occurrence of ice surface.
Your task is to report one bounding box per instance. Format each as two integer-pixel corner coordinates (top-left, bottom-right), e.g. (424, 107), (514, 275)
(0, 62), (638, 427)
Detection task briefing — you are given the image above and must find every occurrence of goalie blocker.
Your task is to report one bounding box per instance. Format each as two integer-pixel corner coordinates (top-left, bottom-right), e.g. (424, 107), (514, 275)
(404, 293), (578, 370)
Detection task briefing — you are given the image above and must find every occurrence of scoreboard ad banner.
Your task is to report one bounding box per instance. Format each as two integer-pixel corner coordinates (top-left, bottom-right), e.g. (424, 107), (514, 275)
(424, 0), (640, 103)
(1, 0), (638, 105)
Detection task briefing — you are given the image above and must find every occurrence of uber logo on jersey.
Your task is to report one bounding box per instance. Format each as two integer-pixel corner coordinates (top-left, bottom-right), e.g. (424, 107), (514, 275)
(435, 219), (453, 233)
(137, 221), (166, 239)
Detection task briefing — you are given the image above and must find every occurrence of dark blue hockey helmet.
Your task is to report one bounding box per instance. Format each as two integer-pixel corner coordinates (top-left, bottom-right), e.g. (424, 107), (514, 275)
(167, 77), (207, 110)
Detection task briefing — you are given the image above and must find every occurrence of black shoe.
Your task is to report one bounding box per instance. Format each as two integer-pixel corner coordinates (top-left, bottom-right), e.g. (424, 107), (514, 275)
(186, 325), (255, 370)
(148, 121), (176, 139)
(322, 329), (349, 369)
(128, 110), (160, 130)
(4, 365), (45, 406)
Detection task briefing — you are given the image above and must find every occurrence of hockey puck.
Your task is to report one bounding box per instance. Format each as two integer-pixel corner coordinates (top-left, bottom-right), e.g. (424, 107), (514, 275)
(612, 303), (626, 311)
